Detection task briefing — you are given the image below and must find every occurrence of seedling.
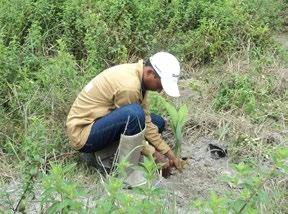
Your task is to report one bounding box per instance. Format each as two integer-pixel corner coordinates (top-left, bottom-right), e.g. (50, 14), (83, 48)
(164, 101), (188, 156)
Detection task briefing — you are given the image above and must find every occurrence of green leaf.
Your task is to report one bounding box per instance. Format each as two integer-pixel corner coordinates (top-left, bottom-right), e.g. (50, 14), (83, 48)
(164, 101), (178, 130)
(177, 104), (188, 128)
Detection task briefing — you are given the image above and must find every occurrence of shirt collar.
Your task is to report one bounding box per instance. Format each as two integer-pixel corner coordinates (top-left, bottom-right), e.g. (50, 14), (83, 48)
(141, 79), (146, 97)
(136, 59), (146, 98)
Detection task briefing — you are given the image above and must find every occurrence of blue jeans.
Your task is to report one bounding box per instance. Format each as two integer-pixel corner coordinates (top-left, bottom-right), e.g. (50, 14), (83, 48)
(79, 103), (165, 153)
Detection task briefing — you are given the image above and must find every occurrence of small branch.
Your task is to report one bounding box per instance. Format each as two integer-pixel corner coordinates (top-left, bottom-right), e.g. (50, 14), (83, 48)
(45, 151), (77, 163)
(14, 172), (37, 213)
(237, 168), (276, 214)
(13, 151), (77, 212)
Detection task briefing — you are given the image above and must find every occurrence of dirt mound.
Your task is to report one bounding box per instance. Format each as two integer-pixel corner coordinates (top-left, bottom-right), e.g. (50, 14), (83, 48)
(159, 137), (233, 209)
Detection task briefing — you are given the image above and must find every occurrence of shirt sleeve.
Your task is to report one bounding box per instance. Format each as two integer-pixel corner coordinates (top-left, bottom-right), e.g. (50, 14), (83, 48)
(141, 94), (171, 154)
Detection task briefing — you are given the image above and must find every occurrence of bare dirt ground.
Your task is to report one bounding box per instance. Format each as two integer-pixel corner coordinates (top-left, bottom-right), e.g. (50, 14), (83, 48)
(159, 131), (233, 212)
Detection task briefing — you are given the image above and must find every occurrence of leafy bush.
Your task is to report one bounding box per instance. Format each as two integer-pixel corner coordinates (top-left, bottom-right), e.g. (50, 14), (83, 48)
(171, 0), (285, 63)
(0, 0), (285, 71)
(40, 157), (172, 213)
(41, 163), (85, 213)
(213, 74), (256, 114)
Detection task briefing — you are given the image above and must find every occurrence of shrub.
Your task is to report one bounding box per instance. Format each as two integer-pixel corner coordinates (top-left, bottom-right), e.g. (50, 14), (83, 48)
(213, 74), (256, 114)
(41, 163), (85, 213)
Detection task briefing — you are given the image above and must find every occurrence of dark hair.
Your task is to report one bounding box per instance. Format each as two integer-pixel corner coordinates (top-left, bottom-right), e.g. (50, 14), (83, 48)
(144, 59), (152, 67)
(144, 59), (160, 79)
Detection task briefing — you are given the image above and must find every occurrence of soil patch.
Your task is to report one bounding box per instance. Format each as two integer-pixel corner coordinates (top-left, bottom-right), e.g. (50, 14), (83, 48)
(160, 137), (234, 210)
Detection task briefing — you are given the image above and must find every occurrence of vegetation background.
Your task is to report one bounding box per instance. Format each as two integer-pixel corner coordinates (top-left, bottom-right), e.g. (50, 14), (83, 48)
(0, 0), (287, 213)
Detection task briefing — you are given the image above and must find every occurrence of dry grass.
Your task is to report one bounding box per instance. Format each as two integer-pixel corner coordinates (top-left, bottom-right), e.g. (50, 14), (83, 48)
(0, 157), (18, 185)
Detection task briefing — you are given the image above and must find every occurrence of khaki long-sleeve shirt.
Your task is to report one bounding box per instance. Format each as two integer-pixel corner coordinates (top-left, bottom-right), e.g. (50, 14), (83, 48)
(66, 60), (170, 154)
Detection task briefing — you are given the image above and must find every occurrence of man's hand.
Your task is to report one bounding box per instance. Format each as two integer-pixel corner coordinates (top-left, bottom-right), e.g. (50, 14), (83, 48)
(165, 149), (186, 172)
(153, 151), (172, 178)
(153, 151), (170, 169)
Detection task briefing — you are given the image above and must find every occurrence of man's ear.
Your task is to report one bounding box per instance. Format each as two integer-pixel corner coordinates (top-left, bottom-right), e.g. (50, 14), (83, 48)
(146, 67), (154, 75)
(144, 66), (156, 79)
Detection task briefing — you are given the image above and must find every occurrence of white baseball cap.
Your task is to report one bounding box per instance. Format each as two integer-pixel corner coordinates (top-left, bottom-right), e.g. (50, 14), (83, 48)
(150, 52), (181, 97)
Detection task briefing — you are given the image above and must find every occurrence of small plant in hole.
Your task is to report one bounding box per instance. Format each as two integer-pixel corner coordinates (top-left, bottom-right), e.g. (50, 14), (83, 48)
(164, 101), (188, 156)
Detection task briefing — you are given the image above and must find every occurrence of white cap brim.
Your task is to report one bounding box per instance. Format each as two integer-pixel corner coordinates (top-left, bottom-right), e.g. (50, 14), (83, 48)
(161, 77), (180, 97)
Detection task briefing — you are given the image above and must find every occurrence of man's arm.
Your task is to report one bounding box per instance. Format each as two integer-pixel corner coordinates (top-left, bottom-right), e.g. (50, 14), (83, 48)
(141, 96), (171, 154)
(141, 95), (185, 170)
